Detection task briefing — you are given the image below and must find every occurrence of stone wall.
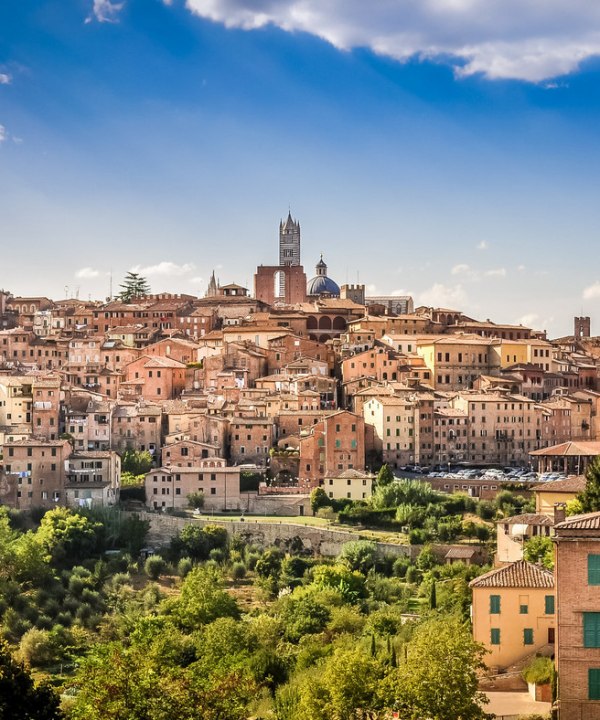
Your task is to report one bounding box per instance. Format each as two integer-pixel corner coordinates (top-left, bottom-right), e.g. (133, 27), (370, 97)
(135, 510), (419, 559)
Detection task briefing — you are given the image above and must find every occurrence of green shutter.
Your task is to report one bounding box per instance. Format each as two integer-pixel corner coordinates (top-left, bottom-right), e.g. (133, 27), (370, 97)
(490, 628), (500, 645)
(545, 595), (555, 614)
(589, 669), (600, 700)
(588, 555), (600, 585)
(523, 628), (534, 645)
(490, 595), (501, 614)
(584, 613), (600, 648)
(520, 605), (528, 614)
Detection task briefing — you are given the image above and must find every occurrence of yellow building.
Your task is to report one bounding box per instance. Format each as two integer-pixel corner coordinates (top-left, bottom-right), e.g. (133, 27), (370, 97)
(322, 468), (374, 501)
(534, 475), (586, 515)
(470, 560), (555, 670)
(417, 335), (499, 391)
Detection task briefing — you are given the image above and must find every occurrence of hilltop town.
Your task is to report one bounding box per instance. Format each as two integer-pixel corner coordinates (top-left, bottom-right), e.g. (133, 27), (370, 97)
(0, 214), (598, 512)
(3, 215), (600, 719)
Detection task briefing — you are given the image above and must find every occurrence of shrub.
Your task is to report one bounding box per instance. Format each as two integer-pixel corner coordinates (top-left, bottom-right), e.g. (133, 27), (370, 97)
(231, 562), (246, 581)
(144, 555), (166, 580)
(19, 628), (56, 667)
(209, 548), (226, 564)
(177, 557), (193, 578)
(522, 656), (554, 685)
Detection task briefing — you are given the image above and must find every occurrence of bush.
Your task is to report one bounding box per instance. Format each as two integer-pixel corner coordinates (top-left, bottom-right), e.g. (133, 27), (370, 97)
(144, 555), (166, 580)
(209, 548), (226, 564)
(231, 562), (246, 581)
(187, 492), (205, 510)
(409, 529), (430, 545)
(177, 557), (193, 578)
(522, 656), (553, 685)
(19, 628), (56, 667)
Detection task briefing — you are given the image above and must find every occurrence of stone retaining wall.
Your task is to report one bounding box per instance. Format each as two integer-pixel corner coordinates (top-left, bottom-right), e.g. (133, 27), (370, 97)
(134, 511), (419, 559)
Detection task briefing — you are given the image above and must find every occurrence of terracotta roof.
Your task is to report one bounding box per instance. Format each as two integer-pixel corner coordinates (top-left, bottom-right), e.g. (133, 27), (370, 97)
(530, 441), (600, 457)
(469, 560), (554, 589)
(499, 513), (555, 526)
(534, 476), (586, 494)
(445, 546), (478, 559)
(555, 512), (600, 531)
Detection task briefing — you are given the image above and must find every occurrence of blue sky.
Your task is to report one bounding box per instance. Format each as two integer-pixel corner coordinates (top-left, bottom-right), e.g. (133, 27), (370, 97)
(2, 0), (600, 336)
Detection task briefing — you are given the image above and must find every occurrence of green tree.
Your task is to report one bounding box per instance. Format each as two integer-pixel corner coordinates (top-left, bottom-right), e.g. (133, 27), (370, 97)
(578, 456), (600, 512)
(310, 487), (331, 514)
(168, 566), (240, 630)
(117, 271), (150, 302)
(0, 640), (63, 719)
(338, 540), (377, 574)
(188, 491), (205, 510)
(36, 507), (102, 565)
(523, 535), (555, 571)
(293, 646), (388, 719)
(277, 590), (331, 643)
(429, 579), (437, 610)
(121, 449), (153, 475)
(386, 615), (488, 720)
(376, 464), (395, 487)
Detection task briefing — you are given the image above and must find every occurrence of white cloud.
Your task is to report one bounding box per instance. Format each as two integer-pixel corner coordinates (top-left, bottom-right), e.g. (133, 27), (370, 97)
(391, 288), (413, 297)
(484, 267), (506, 278)
(190, 276), (204, 284)
(131, 261), (195, 277)
(516, 313), (539, 327)
(477, 240), (489, 250)
(517, 264), (526, 272)
(366, 283), (378, 294)
(76, 267), (101, 279)
(87, 0), (125, 23)
(183, 0), (600, 81)
(0, 126), (6, 144)
(451, 263), (471, 275)
(583, 282), (600, 300)
(0, 74), (11, 85)
(418, 283), (467, 308)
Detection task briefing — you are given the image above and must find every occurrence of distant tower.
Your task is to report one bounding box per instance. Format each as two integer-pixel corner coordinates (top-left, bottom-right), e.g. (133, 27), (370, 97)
(575, 316), (591, 338)
(206, 270), (218, 298)
(279, 212), (300, 297)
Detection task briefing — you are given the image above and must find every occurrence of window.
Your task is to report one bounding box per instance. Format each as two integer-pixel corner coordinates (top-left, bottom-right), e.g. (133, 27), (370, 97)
(490, 628), (500, 645)
(584, 613), (600, 648)
(490, 595), (501, 614)
(589, 555), (600, 585)
(520, 605), (528, 614)
(545, 595), (555, 614)
(590, 669), (600, 700)
(523, 628), (534, 645)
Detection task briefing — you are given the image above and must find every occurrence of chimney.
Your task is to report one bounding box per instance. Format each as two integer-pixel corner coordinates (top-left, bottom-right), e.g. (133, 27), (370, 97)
(553, 502), (567, 526)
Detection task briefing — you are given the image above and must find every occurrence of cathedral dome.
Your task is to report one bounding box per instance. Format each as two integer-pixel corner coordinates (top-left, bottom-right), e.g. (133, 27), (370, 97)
(307, 255), (340, 297)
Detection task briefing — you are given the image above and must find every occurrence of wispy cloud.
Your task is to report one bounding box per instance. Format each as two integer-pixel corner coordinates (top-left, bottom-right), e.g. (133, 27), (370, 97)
(516, 313), (539, 327)
(86, 0), (125, 24)
(75, 267), (101, 279)
(131, 261), (195, 277)
(476, 240), (489, 250)
(418, 283), (467, 308)
(0, 74), (11, 85)
(184, 0), (600, 81)
(451, 263), (471, 276)
(0, 126), (6, 144)
(583, 282), (600, 300)
(484, 268), (506, 278)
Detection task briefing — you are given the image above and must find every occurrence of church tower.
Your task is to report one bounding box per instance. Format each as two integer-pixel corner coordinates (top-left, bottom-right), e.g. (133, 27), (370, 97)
(279, 211), (301, 269)
(278, 211), (301, 299)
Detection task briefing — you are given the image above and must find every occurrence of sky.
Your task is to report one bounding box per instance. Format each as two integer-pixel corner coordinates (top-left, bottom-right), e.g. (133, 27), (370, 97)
(1, 0), (600, 337)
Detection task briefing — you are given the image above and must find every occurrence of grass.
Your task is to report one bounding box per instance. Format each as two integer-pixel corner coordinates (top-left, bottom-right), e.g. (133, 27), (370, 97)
(191, 512), (332, 527)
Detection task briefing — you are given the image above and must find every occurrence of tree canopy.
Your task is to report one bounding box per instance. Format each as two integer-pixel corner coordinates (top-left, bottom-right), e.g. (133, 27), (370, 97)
(117, 272), (150, 302)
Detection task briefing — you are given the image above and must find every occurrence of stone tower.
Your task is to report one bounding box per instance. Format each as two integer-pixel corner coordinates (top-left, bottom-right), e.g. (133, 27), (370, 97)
(206, 270), (219, 298)
(574, 316), (591, 338)
(279, 212), (300, 297)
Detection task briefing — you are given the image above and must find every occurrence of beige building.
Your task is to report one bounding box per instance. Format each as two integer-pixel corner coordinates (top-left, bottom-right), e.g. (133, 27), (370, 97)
(363, 395), (420, 468)
(470, 560), (555, 670)
(64, 450), (121, 508)
(2, 438), (72, 509)
(534, 475), (585, 515)
(321, 468), (374, 501)
(496, 513), (554, 564)
(145, 457), (241, 511)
